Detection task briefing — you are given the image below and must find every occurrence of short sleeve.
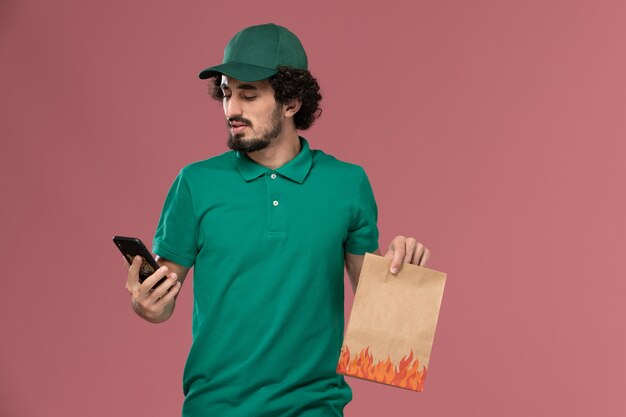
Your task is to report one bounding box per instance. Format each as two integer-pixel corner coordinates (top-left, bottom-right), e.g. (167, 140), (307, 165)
(344, 168), (379, 255)
(152, 170), (198, 268)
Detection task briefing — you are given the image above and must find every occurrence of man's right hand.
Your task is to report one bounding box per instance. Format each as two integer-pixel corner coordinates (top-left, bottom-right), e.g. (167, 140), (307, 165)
(125, 256), (182, 323)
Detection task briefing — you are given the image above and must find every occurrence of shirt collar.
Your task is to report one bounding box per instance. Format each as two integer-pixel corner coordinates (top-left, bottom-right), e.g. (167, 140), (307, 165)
(234, 137), (313, 184)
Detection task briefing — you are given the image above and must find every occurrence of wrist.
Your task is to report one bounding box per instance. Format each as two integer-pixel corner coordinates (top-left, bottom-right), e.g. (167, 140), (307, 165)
(131, 299), (174, 323)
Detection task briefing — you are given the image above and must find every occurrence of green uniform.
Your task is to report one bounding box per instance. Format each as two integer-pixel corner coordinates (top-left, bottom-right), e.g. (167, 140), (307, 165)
(153, 137), (379, 417)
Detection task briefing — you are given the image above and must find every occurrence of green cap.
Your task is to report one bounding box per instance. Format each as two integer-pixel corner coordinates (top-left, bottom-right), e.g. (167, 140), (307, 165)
(198, 23), (308, 81)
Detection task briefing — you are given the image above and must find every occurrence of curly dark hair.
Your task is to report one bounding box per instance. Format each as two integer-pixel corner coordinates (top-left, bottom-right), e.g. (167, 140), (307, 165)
(208, 66), (322, 130)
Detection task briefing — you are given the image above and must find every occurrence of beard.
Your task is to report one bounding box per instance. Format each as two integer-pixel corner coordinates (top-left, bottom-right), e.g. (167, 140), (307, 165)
(227, 106), (283, 153)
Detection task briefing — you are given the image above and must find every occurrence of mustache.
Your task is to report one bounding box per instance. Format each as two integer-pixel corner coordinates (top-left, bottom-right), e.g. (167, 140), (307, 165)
(227, 116), (252, 126)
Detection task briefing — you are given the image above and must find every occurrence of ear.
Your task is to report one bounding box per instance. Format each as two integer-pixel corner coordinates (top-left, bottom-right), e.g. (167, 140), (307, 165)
(283, 99), (302, 118)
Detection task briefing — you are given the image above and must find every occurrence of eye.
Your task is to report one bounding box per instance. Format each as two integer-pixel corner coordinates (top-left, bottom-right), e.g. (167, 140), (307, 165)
(243, 95), (256, 101)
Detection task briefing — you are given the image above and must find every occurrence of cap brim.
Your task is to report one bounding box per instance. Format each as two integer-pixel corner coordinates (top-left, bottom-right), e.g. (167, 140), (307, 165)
(198, 62), (277, 81)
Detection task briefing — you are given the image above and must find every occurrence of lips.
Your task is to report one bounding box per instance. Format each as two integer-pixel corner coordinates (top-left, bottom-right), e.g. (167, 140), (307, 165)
(230, 124), (248, 134)
(227, 116), (252, 136)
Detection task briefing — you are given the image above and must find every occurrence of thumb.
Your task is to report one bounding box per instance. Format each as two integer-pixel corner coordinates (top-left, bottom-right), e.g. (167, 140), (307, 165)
(384, 243), (403, 275)
(127, 255), (143, 284)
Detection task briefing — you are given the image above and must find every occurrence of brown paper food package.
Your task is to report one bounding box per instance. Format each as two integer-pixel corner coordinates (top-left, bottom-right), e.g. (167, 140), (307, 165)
(337, 253), (447, 392)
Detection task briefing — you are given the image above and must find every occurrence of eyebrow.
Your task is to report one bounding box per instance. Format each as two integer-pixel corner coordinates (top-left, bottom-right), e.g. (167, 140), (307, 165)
(220, 83), (258, 91)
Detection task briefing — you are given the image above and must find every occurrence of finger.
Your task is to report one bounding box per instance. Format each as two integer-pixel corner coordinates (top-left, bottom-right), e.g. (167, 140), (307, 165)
(410, 242), (424, 265)
(404, 238), (417, 264)
(154, 280), (182, 307)
(139, 265), (170, 294)
(419, 248), (431, 267)
(390, 245), (405, 275)
(151, 273), (178, 300)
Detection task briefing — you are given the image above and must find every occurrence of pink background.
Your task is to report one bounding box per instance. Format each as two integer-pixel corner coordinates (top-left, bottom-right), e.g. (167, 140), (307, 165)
(1, 0), (625, 416)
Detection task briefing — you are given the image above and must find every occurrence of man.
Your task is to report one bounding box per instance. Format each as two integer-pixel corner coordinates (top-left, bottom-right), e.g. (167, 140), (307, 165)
(125, 23), (430, 417)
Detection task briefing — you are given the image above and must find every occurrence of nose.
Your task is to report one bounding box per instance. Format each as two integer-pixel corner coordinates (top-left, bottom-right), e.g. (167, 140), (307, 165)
(224, 96), (242, 118)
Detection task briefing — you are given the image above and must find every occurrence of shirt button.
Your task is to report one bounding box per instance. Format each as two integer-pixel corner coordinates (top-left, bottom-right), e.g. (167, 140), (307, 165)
(272, 200), (279, 206)
(270, 173), (277, 179)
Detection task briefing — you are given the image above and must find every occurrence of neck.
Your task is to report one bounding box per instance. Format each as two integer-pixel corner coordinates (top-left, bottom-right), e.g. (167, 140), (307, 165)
(246, 128), (301, 170)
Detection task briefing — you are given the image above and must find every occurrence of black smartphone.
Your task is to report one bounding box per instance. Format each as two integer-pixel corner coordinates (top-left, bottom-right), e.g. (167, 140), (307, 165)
(113, 236), (167, 287)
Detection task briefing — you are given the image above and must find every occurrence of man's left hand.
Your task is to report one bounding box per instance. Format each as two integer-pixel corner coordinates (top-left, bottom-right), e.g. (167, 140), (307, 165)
(383, 235), (430, 274)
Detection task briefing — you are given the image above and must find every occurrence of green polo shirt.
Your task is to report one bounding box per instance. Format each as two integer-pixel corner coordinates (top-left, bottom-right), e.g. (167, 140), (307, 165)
(153, 137), (378, 417)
